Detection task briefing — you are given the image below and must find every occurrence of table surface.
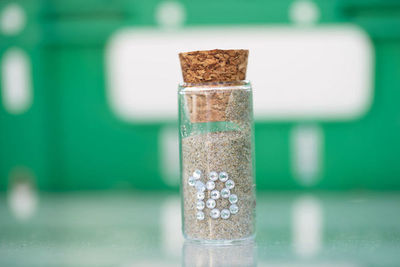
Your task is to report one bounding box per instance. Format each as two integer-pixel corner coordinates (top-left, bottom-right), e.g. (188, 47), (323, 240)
(1, 190), (400, 267)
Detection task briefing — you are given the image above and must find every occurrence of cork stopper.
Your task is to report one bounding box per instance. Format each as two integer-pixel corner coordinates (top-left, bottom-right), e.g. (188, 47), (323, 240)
(179, 49), (249, 123)
(179, 49), (249, 83)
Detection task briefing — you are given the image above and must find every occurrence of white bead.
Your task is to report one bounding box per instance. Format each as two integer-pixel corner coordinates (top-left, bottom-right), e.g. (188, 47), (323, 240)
(206, 199), (216, 209)
(219, 172), (228, 182)
(196, 200), (205, 210)
(225, 179), (235, 189)
(206, 181), (215, 190)
(195, 181), (206, 192)
(188, 176), (196, 187)
(193, 169), (202, 179)
(197, 191), (205, 200)
(210, 190), (220, 200)
(229, 194), (238, 204)
(221, 188), (230, 198)
(230, 204), (239, 214)
(221, 209), (230, 219)
(209, 171), (218, 181)
(210, 208), (220, 219)
(196, 211), (205, 220)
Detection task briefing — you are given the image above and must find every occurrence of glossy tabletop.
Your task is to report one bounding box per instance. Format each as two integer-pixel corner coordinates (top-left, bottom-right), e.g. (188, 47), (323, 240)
(1, 190), (399, 267)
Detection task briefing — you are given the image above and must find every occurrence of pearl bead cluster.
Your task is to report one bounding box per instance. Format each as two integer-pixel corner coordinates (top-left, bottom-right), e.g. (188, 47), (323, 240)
(188, 169), (239, 221)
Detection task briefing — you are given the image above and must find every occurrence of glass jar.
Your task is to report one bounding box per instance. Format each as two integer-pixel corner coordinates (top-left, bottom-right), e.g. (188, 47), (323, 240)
(179, 80), (256, 242)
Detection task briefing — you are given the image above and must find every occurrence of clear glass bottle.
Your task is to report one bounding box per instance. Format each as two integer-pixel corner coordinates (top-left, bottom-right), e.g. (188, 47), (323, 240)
(179, 80), (256, 242)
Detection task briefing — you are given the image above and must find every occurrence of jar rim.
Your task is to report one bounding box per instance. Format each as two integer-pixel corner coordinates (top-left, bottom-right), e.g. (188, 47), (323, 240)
(178, 80), (251, 92)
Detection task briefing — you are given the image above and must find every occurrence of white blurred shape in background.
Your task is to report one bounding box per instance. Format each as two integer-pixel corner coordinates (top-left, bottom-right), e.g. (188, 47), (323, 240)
(1, 48), (32, 114)
(7, 166), (38, 221)
(291, 124), (323, 186)
(106, 26), (373, 122)
(159, 126), (180, 187)
(155, 1), (185, 28)
(0, 3), (26, 35)
(290, 0), (320, 25)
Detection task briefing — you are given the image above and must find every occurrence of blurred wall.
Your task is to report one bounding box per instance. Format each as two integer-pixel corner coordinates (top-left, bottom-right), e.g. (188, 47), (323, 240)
(0, 0), (400, 191)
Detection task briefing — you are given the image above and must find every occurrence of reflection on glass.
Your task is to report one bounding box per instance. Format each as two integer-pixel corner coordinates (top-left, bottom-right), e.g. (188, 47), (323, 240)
(7, 166), (38, 221)
(183, 240), (256, 267)
(292, 195), (322, 258)
(161, 196), (184, 257)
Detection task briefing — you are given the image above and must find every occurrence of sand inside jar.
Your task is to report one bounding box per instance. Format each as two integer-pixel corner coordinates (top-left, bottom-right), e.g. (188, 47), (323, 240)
(182, 130), (255, 241)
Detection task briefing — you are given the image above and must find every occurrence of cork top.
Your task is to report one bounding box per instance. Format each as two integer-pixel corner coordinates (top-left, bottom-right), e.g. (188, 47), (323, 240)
(179, 49), (249, 83)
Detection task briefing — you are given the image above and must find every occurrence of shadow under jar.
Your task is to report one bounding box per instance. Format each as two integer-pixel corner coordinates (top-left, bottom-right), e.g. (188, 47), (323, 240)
(179, 80), (256, 242)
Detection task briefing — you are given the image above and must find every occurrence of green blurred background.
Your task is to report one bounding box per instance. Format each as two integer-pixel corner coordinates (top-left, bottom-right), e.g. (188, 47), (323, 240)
(1, 0), (399, 192)
(1, 1), (400, 266)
